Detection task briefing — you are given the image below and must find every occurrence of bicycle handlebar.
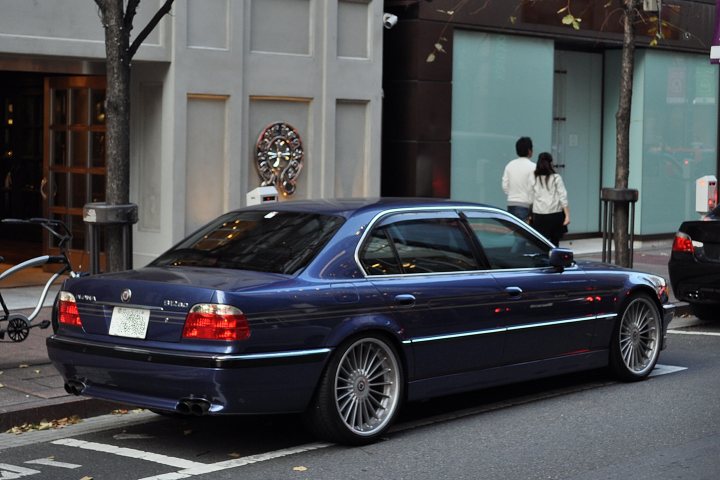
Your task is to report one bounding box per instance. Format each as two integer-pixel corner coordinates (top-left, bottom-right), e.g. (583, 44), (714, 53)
(1, 217), (72, 249)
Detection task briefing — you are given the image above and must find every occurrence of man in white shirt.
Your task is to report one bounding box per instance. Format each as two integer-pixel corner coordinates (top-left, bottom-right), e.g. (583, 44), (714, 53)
(502, 136), (535, 222)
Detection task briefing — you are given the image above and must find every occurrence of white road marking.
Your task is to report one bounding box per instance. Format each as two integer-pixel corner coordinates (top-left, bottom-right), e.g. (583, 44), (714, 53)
(0, 463), (41, 478)
(52, 438), (206, 469)
(24, 458), (81, 469)
(51, 437), (332, 480)
(137, 442), (332, 480)
(649, 364), (688, 377)
(668, 329), (720, 337)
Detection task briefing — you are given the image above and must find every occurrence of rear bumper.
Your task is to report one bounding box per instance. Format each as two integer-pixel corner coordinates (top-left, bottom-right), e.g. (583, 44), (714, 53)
(47, 335), (331, 414)
(668, 258), (720, 304)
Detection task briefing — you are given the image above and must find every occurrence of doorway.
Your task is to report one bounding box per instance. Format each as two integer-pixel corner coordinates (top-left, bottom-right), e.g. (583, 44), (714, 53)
(44, 76), (107, 268)
(0, 73), (45, 264)
(0, 73), (106, 270)
(552, 50), (603, 234)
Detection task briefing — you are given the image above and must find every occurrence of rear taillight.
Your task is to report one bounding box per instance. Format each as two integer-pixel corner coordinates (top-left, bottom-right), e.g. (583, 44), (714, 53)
(58, 291), (82, 327)
(182, 304), (250, 341)
(672, 232), (702, 254)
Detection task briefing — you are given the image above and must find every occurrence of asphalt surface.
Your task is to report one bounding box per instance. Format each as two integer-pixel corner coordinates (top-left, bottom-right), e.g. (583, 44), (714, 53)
(0, 238), (689, 434)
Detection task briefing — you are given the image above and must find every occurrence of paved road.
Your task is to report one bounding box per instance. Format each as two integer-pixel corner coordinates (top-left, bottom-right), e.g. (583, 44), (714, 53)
(1, 317), (718, 480)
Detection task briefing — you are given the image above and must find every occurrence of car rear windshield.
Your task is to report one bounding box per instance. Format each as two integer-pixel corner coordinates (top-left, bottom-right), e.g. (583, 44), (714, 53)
(151, 210), (345, 274)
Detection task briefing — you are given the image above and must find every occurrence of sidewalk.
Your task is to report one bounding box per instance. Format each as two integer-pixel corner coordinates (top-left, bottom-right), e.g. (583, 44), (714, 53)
(0, 289), (122, 433)
(0, 238), (688, 434)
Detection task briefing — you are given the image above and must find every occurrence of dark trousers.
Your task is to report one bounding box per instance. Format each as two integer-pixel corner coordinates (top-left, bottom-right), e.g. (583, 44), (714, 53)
(532, 211), (565, 246)
(507, 206), (531, 222)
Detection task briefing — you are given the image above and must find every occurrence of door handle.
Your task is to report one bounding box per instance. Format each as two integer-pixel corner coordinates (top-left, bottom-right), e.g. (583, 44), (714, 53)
(40, 177), (48, 200)
(505, 286), (523, 297)
(394, 294), (416, 307)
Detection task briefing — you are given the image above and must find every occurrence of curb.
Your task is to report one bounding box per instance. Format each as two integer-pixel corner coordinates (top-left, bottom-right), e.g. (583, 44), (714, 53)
(0, 396), (125, 432)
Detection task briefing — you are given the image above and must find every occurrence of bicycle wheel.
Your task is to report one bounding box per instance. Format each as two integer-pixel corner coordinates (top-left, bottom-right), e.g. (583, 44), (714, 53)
(7, 317), (30, 342)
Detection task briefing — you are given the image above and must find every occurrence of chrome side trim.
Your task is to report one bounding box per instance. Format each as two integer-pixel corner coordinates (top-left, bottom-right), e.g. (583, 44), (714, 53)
(402, 313), (618, 345)
(216, 348), (332, 361)
(506, 316), (597, 331)
(403, 327), (506, 344)
(50, 335), (330, 364)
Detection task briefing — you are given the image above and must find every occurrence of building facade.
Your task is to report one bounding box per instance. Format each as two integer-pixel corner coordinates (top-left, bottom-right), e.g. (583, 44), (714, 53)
(382, 0), (719, 236)
(1, 0), (384, 266)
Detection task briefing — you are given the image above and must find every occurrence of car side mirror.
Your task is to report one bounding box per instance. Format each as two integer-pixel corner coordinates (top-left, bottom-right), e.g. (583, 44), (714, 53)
(549, 248), (574, 271)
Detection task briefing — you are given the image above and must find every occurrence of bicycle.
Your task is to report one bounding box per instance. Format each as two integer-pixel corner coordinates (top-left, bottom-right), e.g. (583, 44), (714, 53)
(0, 218), (82, 342)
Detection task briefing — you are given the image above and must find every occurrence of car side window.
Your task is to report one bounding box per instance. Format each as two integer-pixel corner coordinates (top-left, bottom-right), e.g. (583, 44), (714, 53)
(361, 217), (478, 275)
(360, 228), (403, 275)
(466, 216), (551, 269)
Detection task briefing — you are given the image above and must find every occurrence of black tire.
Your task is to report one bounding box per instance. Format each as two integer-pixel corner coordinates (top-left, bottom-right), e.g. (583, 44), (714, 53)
(305, 334), (403, 445)
(609, 293), (662, 381)
(690, 303), (717, 321)
(7, 317), (30, 342)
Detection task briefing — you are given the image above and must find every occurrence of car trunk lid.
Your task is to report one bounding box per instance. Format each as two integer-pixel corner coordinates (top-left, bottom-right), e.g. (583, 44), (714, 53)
(63, 266), (289, 343)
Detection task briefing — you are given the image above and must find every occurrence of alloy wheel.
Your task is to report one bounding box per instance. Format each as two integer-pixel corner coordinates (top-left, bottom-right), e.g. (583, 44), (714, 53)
(333, 337), (401, 436)
(618, 297), (660, 376)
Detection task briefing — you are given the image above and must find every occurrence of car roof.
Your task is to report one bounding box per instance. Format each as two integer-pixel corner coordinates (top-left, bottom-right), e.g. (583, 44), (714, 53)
(235, 197), (493, 218)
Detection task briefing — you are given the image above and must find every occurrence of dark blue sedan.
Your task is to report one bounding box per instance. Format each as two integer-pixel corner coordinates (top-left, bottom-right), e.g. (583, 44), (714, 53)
(48, 198), (674, 445)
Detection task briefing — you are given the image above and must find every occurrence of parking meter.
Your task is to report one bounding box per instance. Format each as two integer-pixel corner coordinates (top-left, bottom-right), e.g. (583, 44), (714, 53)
(695, 175), (718, 214)
(246, 186), (279, 206)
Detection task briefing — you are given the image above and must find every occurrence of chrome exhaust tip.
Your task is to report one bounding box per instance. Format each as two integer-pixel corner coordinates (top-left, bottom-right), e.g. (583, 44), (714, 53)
(64, 380), (86, 396)
(176, 397), (211, 416)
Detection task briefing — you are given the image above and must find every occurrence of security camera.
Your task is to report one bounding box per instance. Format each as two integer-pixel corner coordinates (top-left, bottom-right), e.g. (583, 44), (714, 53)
(383, 13), (398, 29)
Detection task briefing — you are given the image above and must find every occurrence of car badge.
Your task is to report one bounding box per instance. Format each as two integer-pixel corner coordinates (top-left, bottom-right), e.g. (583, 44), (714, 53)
(120, 289), (132, 303)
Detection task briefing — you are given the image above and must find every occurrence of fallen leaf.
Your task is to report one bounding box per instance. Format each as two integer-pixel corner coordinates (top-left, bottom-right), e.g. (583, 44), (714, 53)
(112, 409), (129, 415)
(34, 369), (41, 374)
(293, 466), (308, 472)
(0, 383), (4, 388)
(79, 476), (94, 480)
(18, 364), (29, 368)
(228, 452), (241, 458)
(4, 415), (82, 434)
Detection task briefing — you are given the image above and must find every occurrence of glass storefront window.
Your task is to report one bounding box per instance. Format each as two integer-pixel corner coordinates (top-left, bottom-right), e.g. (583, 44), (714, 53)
(640, 51), (718, 233)
(451, 30), (554, 208)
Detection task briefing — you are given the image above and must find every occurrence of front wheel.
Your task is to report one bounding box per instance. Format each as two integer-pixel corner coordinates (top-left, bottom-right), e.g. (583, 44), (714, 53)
(305, 335), (403, 445)
(609, 294), (662, 381)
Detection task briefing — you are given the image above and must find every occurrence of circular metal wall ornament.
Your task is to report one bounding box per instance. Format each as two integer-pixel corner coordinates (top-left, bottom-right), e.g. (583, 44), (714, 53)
(255, 122), (304, 196)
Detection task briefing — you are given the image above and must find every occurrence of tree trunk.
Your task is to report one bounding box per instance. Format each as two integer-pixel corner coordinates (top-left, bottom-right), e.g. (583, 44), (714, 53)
(613, 0), (637, 267)
(98, 0), (132, 272)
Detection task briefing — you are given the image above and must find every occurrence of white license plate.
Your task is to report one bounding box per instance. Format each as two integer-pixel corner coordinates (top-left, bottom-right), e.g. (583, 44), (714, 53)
(109, 307), (151, 339)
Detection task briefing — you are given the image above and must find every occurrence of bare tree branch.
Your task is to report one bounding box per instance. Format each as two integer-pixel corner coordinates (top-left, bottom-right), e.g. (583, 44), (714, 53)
(128, 0), (174, 59)
(124, 0), (141, 33)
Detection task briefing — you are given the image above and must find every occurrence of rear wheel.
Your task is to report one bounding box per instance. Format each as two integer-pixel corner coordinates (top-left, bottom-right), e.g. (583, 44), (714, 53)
(690, 303), (717, 321)
(305, 335), (403, 445)
(609, 294), (662, 381)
